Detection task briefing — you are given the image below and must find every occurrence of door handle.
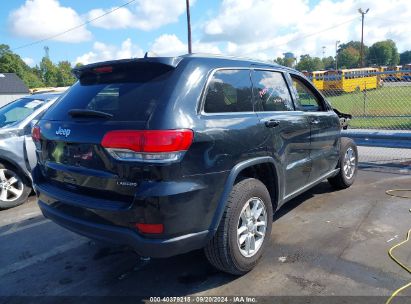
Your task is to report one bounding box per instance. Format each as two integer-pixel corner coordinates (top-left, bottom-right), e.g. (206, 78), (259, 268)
(264, 119), (280, 128)
(310, 119), (320, 125)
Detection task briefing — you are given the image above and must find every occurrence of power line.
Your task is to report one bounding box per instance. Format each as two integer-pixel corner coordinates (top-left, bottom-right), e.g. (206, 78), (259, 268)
(11, 0), (137, 52)
(275, 17), (358, 48)
(241, 17), (358, 59)
(368, 16), (410, 25)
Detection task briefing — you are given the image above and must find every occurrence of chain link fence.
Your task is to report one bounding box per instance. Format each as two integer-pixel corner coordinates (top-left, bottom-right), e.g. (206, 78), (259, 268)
(307, 68), (411, 172)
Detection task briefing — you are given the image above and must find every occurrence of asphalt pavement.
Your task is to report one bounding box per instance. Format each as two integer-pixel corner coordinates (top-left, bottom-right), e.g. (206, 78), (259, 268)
(358, 146), (411, 171)
(1, 169), (411, 302)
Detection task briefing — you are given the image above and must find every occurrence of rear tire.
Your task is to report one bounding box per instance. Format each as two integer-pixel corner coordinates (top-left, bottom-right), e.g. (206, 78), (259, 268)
(204, 178), (273, 275)
(0, 163), (31, 209)
(328, 137), (358, 189)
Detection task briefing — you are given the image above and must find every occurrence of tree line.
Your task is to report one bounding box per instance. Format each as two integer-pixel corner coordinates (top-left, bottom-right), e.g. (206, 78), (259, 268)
(0, 44), (80, 89)
(275, 39), (411, 72)
(2, 39), (411, 88)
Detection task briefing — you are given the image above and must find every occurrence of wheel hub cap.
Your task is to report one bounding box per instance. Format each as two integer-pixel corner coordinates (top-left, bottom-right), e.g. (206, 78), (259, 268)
(343, 147), (356, 179)
(247, 220), (254, 232)
(237, 197), (267, 258)
(0, 168), (24, 202)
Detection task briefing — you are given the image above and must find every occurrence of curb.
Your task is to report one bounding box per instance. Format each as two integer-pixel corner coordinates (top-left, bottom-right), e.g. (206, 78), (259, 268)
(342, 129), (411, 149)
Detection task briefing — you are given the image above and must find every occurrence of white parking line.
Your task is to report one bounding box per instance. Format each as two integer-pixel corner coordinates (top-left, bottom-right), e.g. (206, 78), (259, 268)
(0, 219), (49, 237)
(0, 239), (87, 278)
(0, 210), (43, 227)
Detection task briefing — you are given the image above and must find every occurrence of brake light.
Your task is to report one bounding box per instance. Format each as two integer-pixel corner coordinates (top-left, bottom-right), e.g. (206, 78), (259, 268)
(101, 129), (193, 162)
(135, 223), (164, 234)
(32, 126), (41, 142)
(93, 66), (112, 73)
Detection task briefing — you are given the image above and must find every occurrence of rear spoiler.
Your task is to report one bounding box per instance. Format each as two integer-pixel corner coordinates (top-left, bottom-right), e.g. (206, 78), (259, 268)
(72, 57), (183, 79)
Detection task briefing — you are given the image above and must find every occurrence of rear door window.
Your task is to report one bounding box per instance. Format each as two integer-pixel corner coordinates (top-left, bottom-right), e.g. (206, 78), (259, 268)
(203, 69), (253, 113)
(43, 63), (173, 122)
(252, 70), (294, 111)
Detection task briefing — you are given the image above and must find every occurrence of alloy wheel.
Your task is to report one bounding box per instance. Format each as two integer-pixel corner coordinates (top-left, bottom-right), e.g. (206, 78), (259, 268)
(237, 197), (267, 258)
(0, 169), (24, 202)
(343, 147), (356, 179)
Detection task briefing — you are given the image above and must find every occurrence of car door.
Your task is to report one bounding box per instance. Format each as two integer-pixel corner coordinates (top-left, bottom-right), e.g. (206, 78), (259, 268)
(289, 74), (340, 183)
(251, 69), (311, 197)
(199, 68), (266, 173)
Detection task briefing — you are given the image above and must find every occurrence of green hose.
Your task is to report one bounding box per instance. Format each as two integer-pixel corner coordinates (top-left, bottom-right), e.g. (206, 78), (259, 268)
(385, 189), (411, 304)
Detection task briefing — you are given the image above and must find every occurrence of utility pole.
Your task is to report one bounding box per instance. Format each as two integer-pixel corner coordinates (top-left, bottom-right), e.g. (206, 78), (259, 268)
(335, 40), (340, 70)
(322, 46), (326, 59)
(186, 0), (192, 54)
(358, 8), (369, 68)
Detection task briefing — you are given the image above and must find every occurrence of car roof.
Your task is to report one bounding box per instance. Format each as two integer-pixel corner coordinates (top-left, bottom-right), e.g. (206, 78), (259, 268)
(180, 54), (299, 73)
(26, 92), (62, 100)
(73, 53), (298, 76)
(181, 53), (282, 66)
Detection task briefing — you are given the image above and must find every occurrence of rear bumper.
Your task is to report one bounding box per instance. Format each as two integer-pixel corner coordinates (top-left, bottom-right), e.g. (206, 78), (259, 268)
(38, 200), (210, 258)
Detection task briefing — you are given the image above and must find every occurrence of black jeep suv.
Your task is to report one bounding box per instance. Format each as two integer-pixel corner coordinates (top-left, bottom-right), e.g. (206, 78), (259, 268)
(32, 54), (357, 275)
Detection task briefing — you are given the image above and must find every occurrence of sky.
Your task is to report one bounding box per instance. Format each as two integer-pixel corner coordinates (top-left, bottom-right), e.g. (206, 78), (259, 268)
(2, 0), (411, 67)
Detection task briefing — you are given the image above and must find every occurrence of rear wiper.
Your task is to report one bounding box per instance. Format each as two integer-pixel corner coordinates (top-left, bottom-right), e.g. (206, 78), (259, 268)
(68, 109), (113, 119)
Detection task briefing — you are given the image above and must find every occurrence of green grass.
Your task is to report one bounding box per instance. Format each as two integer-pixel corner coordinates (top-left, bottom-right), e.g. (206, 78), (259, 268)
(348, 117), (411, 130)
(325, 86), (411, 129)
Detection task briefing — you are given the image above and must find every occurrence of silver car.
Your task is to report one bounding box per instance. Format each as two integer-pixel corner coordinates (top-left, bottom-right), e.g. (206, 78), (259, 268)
(0, 93), (61, 209)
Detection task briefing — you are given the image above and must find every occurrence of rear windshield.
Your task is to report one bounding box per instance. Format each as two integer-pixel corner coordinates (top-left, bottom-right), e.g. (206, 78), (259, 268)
(43, 63), (173, 122)
(0, 98), (46, 128)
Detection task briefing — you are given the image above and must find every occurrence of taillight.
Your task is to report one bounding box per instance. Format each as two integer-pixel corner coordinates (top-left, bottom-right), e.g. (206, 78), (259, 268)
(93, 66), (112, 73)
(135, 223), (164, 234)
(101, 129), (193, 163)
(32, 126), (41, 142)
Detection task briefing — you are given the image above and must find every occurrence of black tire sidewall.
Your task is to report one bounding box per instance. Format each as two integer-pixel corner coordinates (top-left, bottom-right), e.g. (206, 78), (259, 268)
(227, 178), (273, 273)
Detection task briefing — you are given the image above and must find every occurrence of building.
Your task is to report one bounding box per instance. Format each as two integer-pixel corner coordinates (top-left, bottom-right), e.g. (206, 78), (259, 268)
(0, 73), (30, 107)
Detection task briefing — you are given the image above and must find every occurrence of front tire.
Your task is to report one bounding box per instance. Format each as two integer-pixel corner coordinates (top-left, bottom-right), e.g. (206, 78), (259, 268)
(328, 137), (358, 189)
(0, 163), (30, 209)
(205, 178), (273, 275)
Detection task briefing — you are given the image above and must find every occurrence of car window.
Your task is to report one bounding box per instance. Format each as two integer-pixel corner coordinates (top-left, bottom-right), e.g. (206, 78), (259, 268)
(43, 63), (174, 122)
(252, 70), (294, 111)
(204, 69), (253, 113)
(291, 76), (324, 112)
(87, 85), (120, 112)
(0, 98), (46, 128)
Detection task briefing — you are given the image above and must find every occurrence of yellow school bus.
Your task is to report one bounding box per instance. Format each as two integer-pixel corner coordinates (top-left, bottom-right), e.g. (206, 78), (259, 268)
(386, 65), (402, 81)
(302, 70), (326, 91)
(378, 66), (388, 81)
(323, 68), (378, 93)
(400, 64), (411, 81)
(311, 71), (326, 90)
